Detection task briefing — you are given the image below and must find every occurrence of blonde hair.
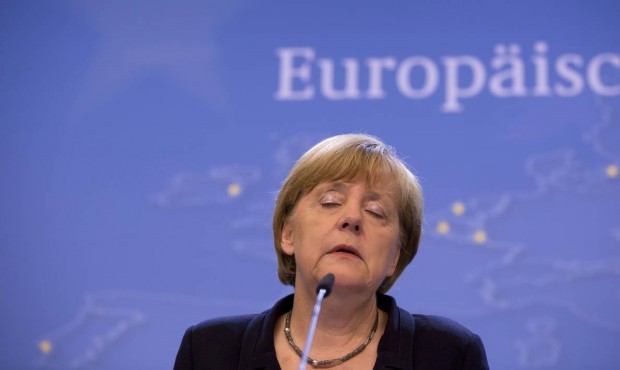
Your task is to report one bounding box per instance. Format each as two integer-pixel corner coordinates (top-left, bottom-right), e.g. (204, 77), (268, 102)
(273, 134), (423, 293)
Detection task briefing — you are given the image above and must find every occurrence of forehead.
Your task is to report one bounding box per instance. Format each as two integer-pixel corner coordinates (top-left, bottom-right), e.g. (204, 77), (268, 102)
(309, 177), (398, 199)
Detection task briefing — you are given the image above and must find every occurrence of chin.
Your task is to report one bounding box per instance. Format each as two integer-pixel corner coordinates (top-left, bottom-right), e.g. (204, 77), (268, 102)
(315, 262), (375, 292)
(329, 272), (371, 293)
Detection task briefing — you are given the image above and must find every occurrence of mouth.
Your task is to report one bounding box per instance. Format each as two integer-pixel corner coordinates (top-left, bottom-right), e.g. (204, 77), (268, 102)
(328, 245), (362, 259)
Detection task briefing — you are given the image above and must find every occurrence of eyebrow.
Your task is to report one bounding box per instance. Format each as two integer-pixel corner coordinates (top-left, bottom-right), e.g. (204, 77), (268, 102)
(320, 181), (390, 200)
(321, 181), (347, 192)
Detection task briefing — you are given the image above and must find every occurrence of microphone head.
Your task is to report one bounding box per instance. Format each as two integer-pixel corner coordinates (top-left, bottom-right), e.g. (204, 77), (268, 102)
(316, 273), (335, 297)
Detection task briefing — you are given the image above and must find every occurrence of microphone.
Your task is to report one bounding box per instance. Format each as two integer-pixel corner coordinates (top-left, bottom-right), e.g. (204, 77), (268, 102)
(316, 273), (335, 297)
(298, 273), (335, 370)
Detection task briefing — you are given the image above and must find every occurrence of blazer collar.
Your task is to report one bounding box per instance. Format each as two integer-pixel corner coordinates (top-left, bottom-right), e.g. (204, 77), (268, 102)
(237, 295), (293, 370)
(375, 294), (415, 369)
(238, 294), (415, 370)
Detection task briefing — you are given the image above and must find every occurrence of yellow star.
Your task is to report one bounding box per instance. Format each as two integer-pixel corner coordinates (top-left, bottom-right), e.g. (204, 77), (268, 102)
(452, 202), (465, 216)
(436, 221), (450, 235)
(227, 183), (242, 197)
(606, 164), (618, 179)
(39, 340), (52, 355)
(473, 230), (487, 244)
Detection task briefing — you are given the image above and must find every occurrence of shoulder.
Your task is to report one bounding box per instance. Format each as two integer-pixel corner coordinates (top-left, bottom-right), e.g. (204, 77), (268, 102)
(384, 296), (479, 347)
(183, 314), (258, 351)
(173, 295), (293, 370)
(410, 313), (489, 369)
(412, 314), (478, 344)
(379, 296), (489, 369)
(190, 314), (257, 338)
(173, 314), (258, 370)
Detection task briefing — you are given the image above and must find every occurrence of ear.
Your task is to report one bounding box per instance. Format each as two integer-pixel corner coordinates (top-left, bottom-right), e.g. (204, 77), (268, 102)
(281, 221), (295, 256)
(386, 246), (400, 277)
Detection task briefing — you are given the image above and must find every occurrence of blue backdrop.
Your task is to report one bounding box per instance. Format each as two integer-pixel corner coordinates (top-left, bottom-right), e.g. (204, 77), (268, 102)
(1, 1), (619, 369)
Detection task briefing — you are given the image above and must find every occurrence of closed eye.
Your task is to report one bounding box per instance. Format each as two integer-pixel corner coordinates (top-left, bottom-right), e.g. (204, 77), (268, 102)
(319, 192), (343, 207)
(321, 201), (341, 207)
(366, 209), (385, 219)
(365, 201), (387, 219)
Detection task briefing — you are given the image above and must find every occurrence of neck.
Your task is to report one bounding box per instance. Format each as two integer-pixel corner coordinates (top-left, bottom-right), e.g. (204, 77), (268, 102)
(289, 283), (380, 353)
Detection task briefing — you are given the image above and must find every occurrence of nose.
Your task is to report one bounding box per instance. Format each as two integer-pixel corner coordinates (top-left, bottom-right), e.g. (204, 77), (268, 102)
(339, 205), (362, 234)
(341, 221), (360, 232)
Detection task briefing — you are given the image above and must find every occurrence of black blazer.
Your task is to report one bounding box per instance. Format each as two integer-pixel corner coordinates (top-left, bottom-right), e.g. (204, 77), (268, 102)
(174, 294), (489, 370)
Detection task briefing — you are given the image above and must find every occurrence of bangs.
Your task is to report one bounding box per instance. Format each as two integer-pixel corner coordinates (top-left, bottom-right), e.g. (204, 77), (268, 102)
(296, 139), (402, 197)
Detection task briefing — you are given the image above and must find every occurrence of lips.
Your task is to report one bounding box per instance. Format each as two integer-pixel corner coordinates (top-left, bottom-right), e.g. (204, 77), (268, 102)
(328, 244), (362, 259)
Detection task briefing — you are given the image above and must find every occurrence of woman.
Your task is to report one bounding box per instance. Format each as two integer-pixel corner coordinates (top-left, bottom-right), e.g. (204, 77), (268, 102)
(174, 134), (489, 369)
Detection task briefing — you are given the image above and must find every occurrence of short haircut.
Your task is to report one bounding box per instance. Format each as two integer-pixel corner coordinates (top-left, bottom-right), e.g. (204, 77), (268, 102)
(273, 133), (423, 293)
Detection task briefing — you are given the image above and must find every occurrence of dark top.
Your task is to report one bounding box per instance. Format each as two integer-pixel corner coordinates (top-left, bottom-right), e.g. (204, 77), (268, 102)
(173, 294), (489, 370)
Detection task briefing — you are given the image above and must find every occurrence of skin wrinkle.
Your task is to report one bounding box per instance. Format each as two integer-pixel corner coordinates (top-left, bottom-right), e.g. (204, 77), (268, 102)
(283, 180), (400, 293)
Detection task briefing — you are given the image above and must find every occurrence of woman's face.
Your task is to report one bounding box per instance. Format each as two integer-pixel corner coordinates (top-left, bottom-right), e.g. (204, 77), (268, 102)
(281, 177), (401, 295)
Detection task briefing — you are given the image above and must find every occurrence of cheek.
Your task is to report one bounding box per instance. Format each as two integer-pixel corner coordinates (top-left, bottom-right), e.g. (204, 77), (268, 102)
(389, 247), (400, 272)
(386, 233), (401, 273)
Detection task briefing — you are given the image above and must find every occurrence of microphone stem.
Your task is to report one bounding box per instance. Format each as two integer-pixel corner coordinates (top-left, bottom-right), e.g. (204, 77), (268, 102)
(298, 288), (327, 370)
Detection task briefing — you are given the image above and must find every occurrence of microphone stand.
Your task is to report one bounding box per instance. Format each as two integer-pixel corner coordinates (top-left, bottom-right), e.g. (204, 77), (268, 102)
(298, 273), (335, 370)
